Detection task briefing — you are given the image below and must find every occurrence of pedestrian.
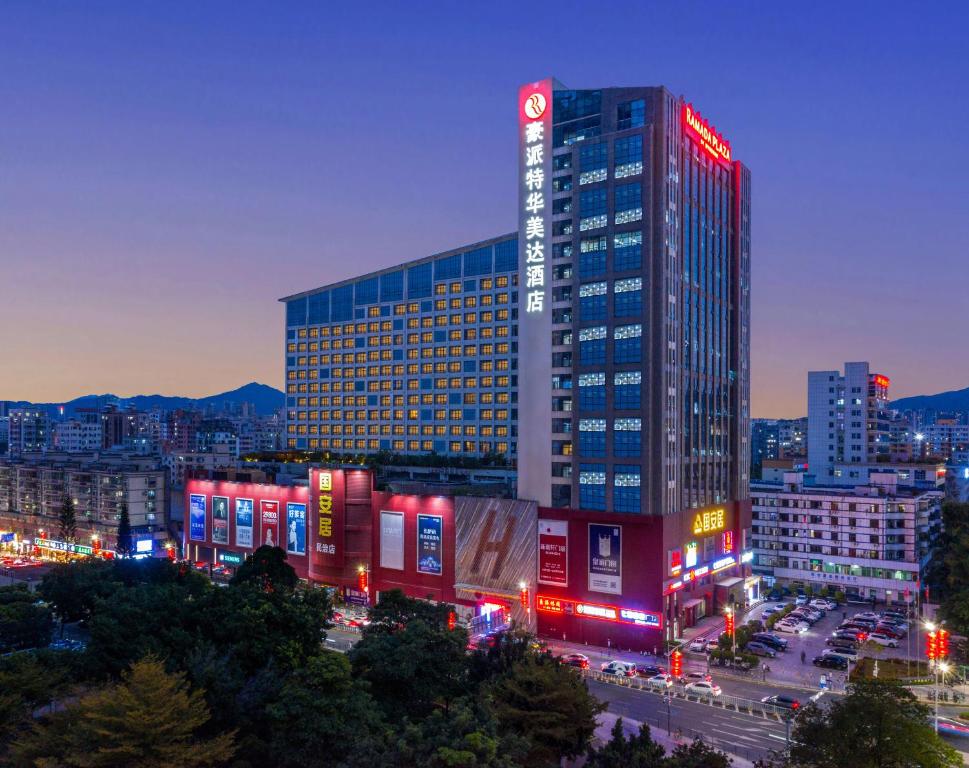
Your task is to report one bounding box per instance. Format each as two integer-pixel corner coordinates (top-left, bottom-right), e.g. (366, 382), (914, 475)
(801, 650), (806, 664)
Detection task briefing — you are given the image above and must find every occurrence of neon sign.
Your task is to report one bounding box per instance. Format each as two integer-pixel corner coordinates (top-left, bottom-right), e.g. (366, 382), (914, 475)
(712, 555), (736, 573)
(872, 375), (890, 388)
(682, 103), (731, 167)
(722, 530), (734, 553)
(684, 541), (698, 568)
(536, 596), (661, 629)
(520, 82), (551, 315)
(692, 507), (726, 535)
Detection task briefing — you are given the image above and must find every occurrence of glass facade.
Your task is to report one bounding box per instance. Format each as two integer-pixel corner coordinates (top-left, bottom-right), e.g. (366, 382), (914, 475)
(282, 235), (518, 458)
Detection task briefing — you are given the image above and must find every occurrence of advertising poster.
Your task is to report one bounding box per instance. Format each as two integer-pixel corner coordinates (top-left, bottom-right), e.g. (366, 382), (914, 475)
(380, 511), (404, 570)
(311, 469), (344, 567)
(537, 519), (568, 586)
(416, 514), (443, 575)
(588, 523), (621, 595)
(212, 496), (229, 545)
(286, 502), (306, 556)
(189, 494), (206, 541)
(260, 500), (280, 548)
(235, 498), (254, 548)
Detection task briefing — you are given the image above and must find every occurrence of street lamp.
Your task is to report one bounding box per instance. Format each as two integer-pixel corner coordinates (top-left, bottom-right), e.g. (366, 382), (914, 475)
(936, 661), (951, 733)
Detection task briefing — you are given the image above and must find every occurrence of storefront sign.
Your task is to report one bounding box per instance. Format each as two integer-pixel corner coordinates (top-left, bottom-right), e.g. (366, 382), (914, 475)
(417, 514), (443, 576)
(684, 541), (698, 569)
(286, 502), (306, 556)
(682, 103), (732, 167)
(135, 539), (153, 554)
(537, 519), (568, 586)
(712, 555), (736, 573)
(692, 507), (726, 535)
(519, 81), (552, 315)
(536, 595), (572, 614)
(588, 523), (621, 595)
(260, 501), (280, 548)
(537, 596), (661, 630)
(220, 550), (244, 566)
(212, 496), (229, 545)
(722, 530), (734, 553)
(380, 511), (404, 570)
(669, 548), (682, 576)
(189, 494), (206, 541)
(33, 537), (115, 558)
(740, 550), (754, 564)
(235, 498), (254, 548)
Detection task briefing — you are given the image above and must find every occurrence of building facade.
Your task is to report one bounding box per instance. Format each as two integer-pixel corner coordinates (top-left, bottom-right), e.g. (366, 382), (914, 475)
(0, 452), (169, 555)
(7, 409), (51, 456)
(280, 234), (519, 459)
(751, 472), (940, 602)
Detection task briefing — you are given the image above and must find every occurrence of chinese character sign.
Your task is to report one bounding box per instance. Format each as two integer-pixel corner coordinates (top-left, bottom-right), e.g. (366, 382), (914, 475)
(286, 502), (306, 556)
(416, 514), (443, 576)
(311, 469), (344, 566)
(538, 519), (568, 586)
(189, 494), (206, 542)
(520, 83), (551, 317)
(235, 498), (254, 548)
(260, 501), (280, 548)
(588, 523), (622, 595)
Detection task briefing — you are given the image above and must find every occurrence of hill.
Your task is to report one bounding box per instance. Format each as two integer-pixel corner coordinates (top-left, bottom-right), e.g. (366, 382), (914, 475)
(892, 386), (969, 414)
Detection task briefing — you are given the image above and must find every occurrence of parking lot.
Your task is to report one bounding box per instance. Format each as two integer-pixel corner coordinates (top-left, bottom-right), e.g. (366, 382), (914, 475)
(682, 598), (918, 690)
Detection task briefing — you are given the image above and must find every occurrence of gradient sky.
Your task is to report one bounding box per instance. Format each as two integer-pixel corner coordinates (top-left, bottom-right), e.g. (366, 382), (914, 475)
(2, 2), (967, 416)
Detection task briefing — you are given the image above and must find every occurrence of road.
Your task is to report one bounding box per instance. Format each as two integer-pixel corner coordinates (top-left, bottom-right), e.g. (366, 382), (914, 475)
(587, 678), (791, 763)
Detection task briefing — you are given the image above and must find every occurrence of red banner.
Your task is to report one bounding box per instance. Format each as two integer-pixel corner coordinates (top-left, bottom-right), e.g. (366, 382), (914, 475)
(260, 500), (280, 549)
(310, 469), (345, 569)
(538, 519), (568, 586)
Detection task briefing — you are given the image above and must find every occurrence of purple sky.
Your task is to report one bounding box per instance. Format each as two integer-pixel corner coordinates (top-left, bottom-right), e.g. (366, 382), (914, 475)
(2, 2), (967, 416)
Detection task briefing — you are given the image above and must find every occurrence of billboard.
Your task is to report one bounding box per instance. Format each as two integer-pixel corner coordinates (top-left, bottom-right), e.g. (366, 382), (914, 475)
(380, 511), (404, 570)
(235, 498), (254, 548)
(286, 502), (306, 556)
(311, 469), (344, 567)
(188, 494), (206, 541)
(538, 519), (568, 586)
(260, 500), (280, 548)
(416, 514), (443, 576)
(588, 523), (621, 595)
(212, 496), (229, 545)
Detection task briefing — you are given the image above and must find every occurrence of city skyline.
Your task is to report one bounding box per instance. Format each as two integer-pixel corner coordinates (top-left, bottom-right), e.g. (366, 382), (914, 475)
(3, 2), (967, 416)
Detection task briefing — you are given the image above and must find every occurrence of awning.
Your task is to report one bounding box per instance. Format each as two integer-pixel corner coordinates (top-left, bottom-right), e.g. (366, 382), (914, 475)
(681, 598), (704, 609)
(716, 576), (744, 588)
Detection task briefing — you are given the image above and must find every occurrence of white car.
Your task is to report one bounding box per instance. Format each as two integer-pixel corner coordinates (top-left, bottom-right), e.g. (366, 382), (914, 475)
(853, 612), (881, 622)
(685, 681), (722, 697)
(810, 599), (837, 611)
(689, 639), (707, 653)
(775, 620), (809, 634)
(646, 673), (673, 690)
(601, 660), (636, 676)
(867, 633), (899, 648)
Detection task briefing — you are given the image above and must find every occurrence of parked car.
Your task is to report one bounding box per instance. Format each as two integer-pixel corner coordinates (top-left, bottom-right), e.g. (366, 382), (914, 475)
(601, 660), (637, 676)
(646, 674), (673, 690)
(685, 681), (722, 697)
(767, 589), (784, 601)
(840, 622), (875, 633)
(867, 633), (899, 648)
(853, 612), (881, 622)
(762, 605), (779, 617)
(795, 595), (809, 606)
(761, 694), (801, 710)
(823, 647), (858, 662)
(826, 637), (860, 649)
(562, 653), (590, 669)
(881, 610), (907, 621)
(705, 640), (721, 652)
(746, 641), (777, 658)
(874, 625), (904, 639)
(689, 639), (707, 653)
(751, 633), (788, 651)
(813, 654), (848, 670)
(775, 620), (809, 634)
(635, 664), (665, 678)
(679, 671), (712, 684)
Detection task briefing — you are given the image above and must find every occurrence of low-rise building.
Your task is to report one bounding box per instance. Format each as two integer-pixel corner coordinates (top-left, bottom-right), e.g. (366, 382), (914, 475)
(751, 471), (941, 603)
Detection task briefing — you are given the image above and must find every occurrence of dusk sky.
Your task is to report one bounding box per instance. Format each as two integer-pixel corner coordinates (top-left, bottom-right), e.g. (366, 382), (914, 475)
(2, 2), (967, 416)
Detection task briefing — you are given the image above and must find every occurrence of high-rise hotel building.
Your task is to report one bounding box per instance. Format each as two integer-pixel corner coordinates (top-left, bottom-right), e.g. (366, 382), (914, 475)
(516, 80), (751, 518)
(280, 235), (519, 457)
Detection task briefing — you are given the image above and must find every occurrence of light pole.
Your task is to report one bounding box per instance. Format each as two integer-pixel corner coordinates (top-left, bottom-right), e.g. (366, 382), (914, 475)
(936, 661), (951, 733)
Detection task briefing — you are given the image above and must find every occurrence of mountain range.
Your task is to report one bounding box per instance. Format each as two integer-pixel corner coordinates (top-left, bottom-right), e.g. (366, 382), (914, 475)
(2, 382), (284, 418)
(891, 386), (969, 414)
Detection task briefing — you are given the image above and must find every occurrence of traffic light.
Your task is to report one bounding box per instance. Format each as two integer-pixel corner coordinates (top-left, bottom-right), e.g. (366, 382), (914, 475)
(927, 631), (938, 661)
(939, 628), (950, 659)
(725, 612), (735, 636)
(670, 650), (683, 678)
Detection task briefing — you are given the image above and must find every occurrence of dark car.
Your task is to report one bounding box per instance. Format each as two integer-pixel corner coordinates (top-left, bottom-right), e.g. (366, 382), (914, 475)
(751, 633), (788, 651)
(635, 664), (665, 678)
(826, 637), (859, 650)
(874, 625), (903, 639)
(746, 641), (777, 658)
(762, 694), (801, 710)
(813, 655), (848, 670)
(766, 589), (784, 601)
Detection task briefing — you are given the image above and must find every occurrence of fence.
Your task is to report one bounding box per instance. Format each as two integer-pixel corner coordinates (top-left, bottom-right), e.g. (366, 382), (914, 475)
(582, 669), (795, 720)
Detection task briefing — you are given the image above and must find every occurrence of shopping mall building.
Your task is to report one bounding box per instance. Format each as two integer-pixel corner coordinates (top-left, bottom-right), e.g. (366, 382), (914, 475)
(195, 78), (754, 647)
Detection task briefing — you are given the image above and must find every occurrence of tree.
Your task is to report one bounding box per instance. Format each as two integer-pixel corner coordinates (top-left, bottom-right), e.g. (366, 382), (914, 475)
(664, 739), (732, 768)
(40, 558), (121, 623)
(486, 655), (605, 767)
(0, 584), (54, 652)
(759, 678), (960, 768)
(585, 719), (665, 768)
(9, 655), (236, 768)
(933, 502), (969, 634)
(58, 494), (77, 542)
(230, 544), (298, 592)
(116, 500), (133, 558)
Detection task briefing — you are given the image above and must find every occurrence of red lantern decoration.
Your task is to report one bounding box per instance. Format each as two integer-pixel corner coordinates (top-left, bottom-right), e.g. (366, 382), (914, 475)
(358, 569), (368, 594)
(670, 650), (683, 678)
(939, 628), (950, 659)
(448, 611), (456, 631)
(520, 586), (529, 609)
(725, 612), (735, 636)
(927, 631), (938, 661)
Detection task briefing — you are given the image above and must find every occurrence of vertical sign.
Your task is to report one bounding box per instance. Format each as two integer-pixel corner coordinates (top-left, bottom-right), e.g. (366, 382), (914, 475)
(211, 496), (229, 545)
(189, 494), (206, 541)
(235, 498), (254, 548)
(311, 469), (344, 568)
(260, 500), (280, 548)
(286, 502), (306, 556)
(537, 519), (568, 586)
(588, 523), (621, 595)
(516, 78), (554, 507)
(380, 511), (404, 570)
(416, 514), (443, 576)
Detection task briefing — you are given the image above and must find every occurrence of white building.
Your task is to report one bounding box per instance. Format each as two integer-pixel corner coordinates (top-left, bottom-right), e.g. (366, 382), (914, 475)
(54, 419), (104, 452)
(751, 471), (941, 603)
(7, 409), (51, 456)
(807, 362), (890, 483)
